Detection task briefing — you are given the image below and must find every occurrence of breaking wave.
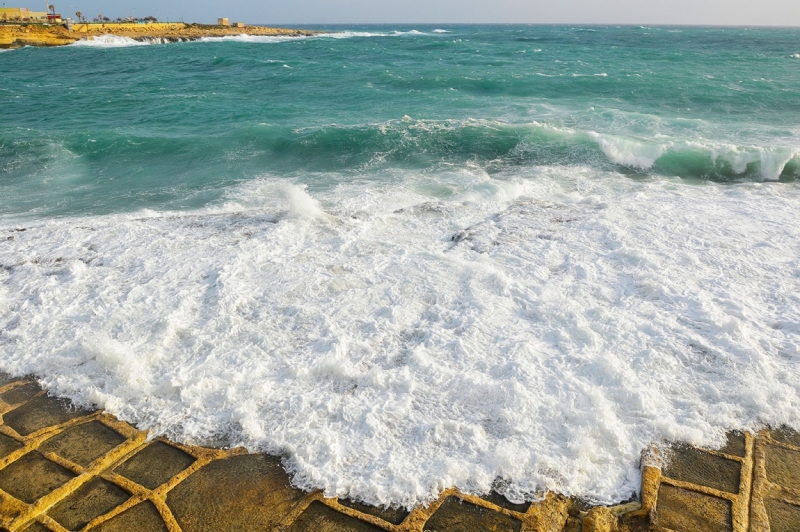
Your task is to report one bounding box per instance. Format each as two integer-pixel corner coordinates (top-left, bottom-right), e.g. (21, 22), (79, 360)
(70, 35), (161, 47)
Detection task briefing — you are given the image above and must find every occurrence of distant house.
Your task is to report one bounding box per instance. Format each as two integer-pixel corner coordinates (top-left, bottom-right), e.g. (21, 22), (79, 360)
(217, 17), (229, 26)
(0, 7), (49, 22)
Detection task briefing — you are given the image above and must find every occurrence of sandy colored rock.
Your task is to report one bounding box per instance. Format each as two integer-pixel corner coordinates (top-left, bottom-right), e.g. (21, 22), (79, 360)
(765, 445), (800, 491)
(655, 484), (732, 532)
(424, 496), (522, 532)
(338, 498), (409, 525)
(0, 452), (76, 504)
(287, 501), (385, 532)
(0, 432), (22, 459)
(3, 394), (91, 436)
(582, 506), (618, 532)
(39, 420), (126, 467)
(663, 444), (741, 494)
(0, 382), (41, 405)
(764, 498), (800, 532)
(114, 441), (195, 490)
(91, 502), (169, 532)
(0, 23), (322, 49)
(166, 454), (306, 532)
(48, 478), (129, 530)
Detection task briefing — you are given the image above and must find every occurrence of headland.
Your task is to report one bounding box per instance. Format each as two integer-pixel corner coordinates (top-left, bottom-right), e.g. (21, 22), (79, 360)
(0, 22), (321, 48)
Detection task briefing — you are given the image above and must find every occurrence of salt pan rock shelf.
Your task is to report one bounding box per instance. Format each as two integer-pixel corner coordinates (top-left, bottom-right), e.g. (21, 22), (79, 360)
(0, 374), (798, 531)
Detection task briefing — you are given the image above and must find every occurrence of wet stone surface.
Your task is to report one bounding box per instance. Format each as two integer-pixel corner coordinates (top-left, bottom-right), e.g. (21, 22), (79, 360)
(482, 491), (532, 514)
(339, 498), (410, 525)
(765, 498), (800, 532)
(718, 431), (747, 458)
(424, 496), (522, 532)
(92, 502), (168, 532)
(765, 445), (800, 491)
(0, 432), (22, 459)
(0, 382), (42, 405)
(20, 523), (50, 532)
(48, 478), (130, 531)
(770, 426), (800, 448)
(115, 441), (195, 490)
(3, 394), (92, 437)
(287, 501), (384, 532)
(655, 484), (732, 532)
(662, 444), (741, 494)
(0, 372), (782, 532)
(0, 452), (76, 504)
(39, 420), (126, 467)
(167, 454), (306, 532)
(0, 373), (21, 388)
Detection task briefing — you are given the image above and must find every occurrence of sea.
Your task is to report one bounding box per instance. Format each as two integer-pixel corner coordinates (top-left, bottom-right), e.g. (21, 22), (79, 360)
(1, 25), (800, 508)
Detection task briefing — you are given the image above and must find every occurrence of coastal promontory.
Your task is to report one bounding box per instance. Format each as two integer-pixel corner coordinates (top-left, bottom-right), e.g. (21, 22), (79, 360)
(0, 22), (319, 48)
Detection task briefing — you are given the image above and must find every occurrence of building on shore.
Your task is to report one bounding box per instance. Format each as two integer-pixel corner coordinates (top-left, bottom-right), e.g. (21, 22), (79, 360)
(0, 7), (48, 22)
(217, 17), (230, 26)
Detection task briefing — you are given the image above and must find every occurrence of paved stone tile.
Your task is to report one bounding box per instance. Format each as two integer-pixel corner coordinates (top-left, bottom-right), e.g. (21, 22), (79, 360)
(20, 522), (51, 532)
(0, 432), (22, 459)
(424, 496), (522, 532)
(339, 498), (409, 525)
(764, 499), (800, 532)
(91, 501), (169, 532)
(655, 484), (732, 532)
(662, 444), (741, 494)
(115, 441), (195, 490)
(40, 421), (127, 467)
(482, 491), (531, 513)
(48, 478), (130, 531)
(0, 381), (42, 405)
(287, 501), (384, 532)
(718, 431), (747, 457)
(0, 452), (76, 504)
(0, 373), (20, 388)
(765, 445), (800, 491)
(3, 394), (93, 436)
(167, 454), (306, 532)
(770, 427), (800, 448)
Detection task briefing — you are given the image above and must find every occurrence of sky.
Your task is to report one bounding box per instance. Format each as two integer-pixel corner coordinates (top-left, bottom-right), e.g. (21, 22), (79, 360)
(41, 0), (800, 26)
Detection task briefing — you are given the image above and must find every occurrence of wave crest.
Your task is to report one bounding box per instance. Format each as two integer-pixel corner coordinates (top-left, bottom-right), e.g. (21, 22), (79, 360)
(71, 35), (159, 47)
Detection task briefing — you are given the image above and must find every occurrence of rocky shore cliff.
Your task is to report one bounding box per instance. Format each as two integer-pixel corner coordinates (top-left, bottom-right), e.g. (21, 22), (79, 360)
(0, 23), (320, 48)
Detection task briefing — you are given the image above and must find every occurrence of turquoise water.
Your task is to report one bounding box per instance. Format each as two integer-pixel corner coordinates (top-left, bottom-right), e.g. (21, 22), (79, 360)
(2, 26), (800, 506)
(2, 26), (799, 217)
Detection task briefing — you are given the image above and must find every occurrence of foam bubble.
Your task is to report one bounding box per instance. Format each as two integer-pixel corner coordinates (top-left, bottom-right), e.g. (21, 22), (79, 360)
(199, 34), (307, 43)
(71, 35), (156, 47)
(2, 168), (800, 508)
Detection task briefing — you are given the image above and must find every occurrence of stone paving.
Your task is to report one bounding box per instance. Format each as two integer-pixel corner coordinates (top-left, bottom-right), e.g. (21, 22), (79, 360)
(0, 374), (798, 531)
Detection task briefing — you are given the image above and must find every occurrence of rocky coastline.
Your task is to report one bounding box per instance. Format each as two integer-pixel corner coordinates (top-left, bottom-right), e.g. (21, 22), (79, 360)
(0, 22), (321, 48)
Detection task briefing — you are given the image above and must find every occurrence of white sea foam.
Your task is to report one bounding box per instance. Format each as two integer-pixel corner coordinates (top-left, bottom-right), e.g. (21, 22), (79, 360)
(70, 35), (155, 47)
(432, 29), (451, 33)
(198, 34), (307, 43)
(2, 167), (800, 508)
(793, 53), (800, 59)
(319, 31), (390, 39)
(199, 31), (425, 43)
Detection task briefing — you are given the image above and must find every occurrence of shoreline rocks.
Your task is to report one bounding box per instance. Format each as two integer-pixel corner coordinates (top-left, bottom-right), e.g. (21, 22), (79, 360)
(0, 23), (322, 48)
